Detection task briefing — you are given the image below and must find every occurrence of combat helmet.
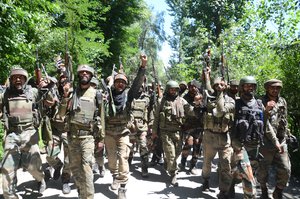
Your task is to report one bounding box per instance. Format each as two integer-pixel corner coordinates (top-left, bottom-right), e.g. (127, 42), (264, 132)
(77, 64), (94, 75)
(90, 76), (99, 87)
(114, 73), (128, 84)
(10, 67), (28, 80)
(264, 79), (282, 89)
(239, 76), (257, 87)
(165, 80), (179, 91)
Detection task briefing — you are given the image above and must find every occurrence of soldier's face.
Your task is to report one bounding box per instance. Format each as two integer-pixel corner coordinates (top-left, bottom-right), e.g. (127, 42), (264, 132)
(78, 71), (92, 85)
(188, 85), (198, 95)
(230, 85), (239, 95)
(242, 83), (256, 99)
(11, 75), (26, 90)
(114, 79), (126, 92)
(267, 86), (281, 98)
(168, 88), (178, 96)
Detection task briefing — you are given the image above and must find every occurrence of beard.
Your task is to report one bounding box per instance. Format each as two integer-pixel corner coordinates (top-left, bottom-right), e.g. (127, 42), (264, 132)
(242, 91), (255, 99)
(80, 76), (91, 85)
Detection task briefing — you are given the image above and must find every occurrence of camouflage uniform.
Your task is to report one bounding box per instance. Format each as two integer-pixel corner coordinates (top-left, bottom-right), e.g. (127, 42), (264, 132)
(257, 79), (291, 199)
(128, 90), (151, 177)
(231, 76), (279, 199)
(152, 80), (200, 186)
(201, 77), (235, 197)
(104, 64), (145, 198)
(180, 80), (204, 173)
(0, 68), (46, 199)
(44, 75), (71, 193)
(58, 65), (103, 199)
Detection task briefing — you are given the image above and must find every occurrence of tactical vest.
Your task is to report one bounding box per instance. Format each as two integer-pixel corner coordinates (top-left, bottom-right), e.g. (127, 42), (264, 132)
(204, 95), (232, 133)
(70, 87), (97, 129)
(263, 96), (288, 140)
(234, 98), (264, 144)
(130, 94), (149, 132)
(159, 96), (185, 131)
(4, 87), (35, 127)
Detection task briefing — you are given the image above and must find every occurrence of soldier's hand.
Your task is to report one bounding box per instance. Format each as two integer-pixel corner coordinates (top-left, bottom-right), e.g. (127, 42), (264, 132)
(194, 94), (203, 106)
(63, 82), (71, 98)
(140, 54), (147, 68)
(266, 100), (276, 112)
(276, 143), (283, 154)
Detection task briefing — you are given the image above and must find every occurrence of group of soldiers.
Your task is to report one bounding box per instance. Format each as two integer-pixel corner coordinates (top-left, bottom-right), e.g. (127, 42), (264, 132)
(0, 53), (297, 199)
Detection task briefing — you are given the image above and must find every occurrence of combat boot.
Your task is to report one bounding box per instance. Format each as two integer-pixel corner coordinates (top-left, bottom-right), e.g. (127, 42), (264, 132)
(260, 186), (270, 199)
(44, 165), (52, 181)
(170, 174), (178, 187)
(202, 179), (210, 192)
(99, 165), (105, 177)
(38, 179), (46, 193)
(272, 187), (283, 199)
(111, 177), (120, 190)
(217, 191), (229, 199)
(53, 160), (63, 180)
(141, 167), (149, 178)
(179, 157), (187, 171)
(118, 187), (127, 199)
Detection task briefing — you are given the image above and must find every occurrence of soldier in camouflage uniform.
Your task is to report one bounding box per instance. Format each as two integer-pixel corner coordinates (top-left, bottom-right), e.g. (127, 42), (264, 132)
(43, 71), (72, 194)
(58, 64), (103, 199)
(105, 55), (147, 199)
(127, 81), (151, 177)
(152, 80), (202, 187)
(0, 67), (48, 198)
(179, 81), (188, 97)
(230, 76), (281, 199)
(201, 73), (235, 199)
(90, 77), (106, 178)
(227, 79), (239, 100)
(257, 79), (291, 199)
(180, 80), (204, 174)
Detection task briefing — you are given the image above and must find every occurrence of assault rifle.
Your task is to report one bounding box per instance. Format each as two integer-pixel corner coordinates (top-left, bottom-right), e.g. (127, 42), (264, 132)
(150, 55), (163, 100)
(65, 32), (74, 83)
(35, 48), (42, 86)
(219, 41), (229, 83)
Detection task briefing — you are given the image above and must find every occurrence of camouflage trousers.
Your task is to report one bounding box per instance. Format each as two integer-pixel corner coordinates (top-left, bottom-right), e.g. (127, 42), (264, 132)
(232, 147), (257, 199)
(202, 130), (233, 192)
(46, 132), (71, 183)
(105, 133), (131, 185)
(160, 131), (182, 176)
(1, 129), (44, 199)
(129, 131), (149, 166)
(257, 143), (291, 189)
(68, 136), (95, 199)
(94, 138), (105, 168)
(181, 128), (202, 166)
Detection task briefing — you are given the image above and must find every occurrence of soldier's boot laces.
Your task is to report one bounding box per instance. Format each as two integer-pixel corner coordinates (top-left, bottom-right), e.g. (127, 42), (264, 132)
(260, 186), (270, 199)
(170, 174), (178, 187)
(217, 191), (229, 199)
(62, 183), (71, 194)
(202, 179), (209, 191)
(111, 178), (120, 190)
(53, 161), (63, 180)
(117, 187), (127, 199)
(38, 179), (46, 193)
(273, 187), (283, 199)
(99, 165), (105, 177)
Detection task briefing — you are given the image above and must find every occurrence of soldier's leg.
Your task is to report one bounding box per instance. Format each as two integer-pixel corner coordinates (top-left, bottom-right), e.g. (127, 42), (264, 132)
(160, 133), (176, 175)
(218, 146), (233, 193)
(138, 131), (149, 177)
(68, 138), (85, 196)
(61, 132), (71, 193)
(2, 145), (20, 199)
(46, 134), (64, 180)
(80, 137), (95, 199)
(180, 134), (192, 171)
(190, 131), (202, 171)
(202, 131), (218, 181)
(105, 134), (119, 190)
(237, 148), (256, 198)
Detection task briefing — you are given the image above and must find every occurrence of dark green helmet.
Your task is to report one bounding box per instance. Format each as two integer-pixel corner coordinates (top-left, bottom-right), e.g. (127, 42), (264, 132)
(166, 80), (179, 91)
(239, 76), (257, 87)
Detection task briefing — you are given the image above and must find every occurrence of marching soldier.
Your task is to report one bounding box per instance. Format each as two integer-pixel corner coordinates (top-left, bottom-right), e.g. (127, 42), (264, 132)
(201, 73), (235, 199)
(58, 64), (103, 199)
(105, 54), (147, 199)
(152, 80), (202, 187)
(0, 67), (49, 198)
(257, 79), (291, 199)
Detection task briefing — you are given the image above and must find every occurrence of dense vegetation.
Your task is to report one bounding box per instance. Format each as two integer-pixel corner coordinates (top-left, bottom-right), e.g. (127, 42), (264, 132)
(0, 0), (300, 175)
